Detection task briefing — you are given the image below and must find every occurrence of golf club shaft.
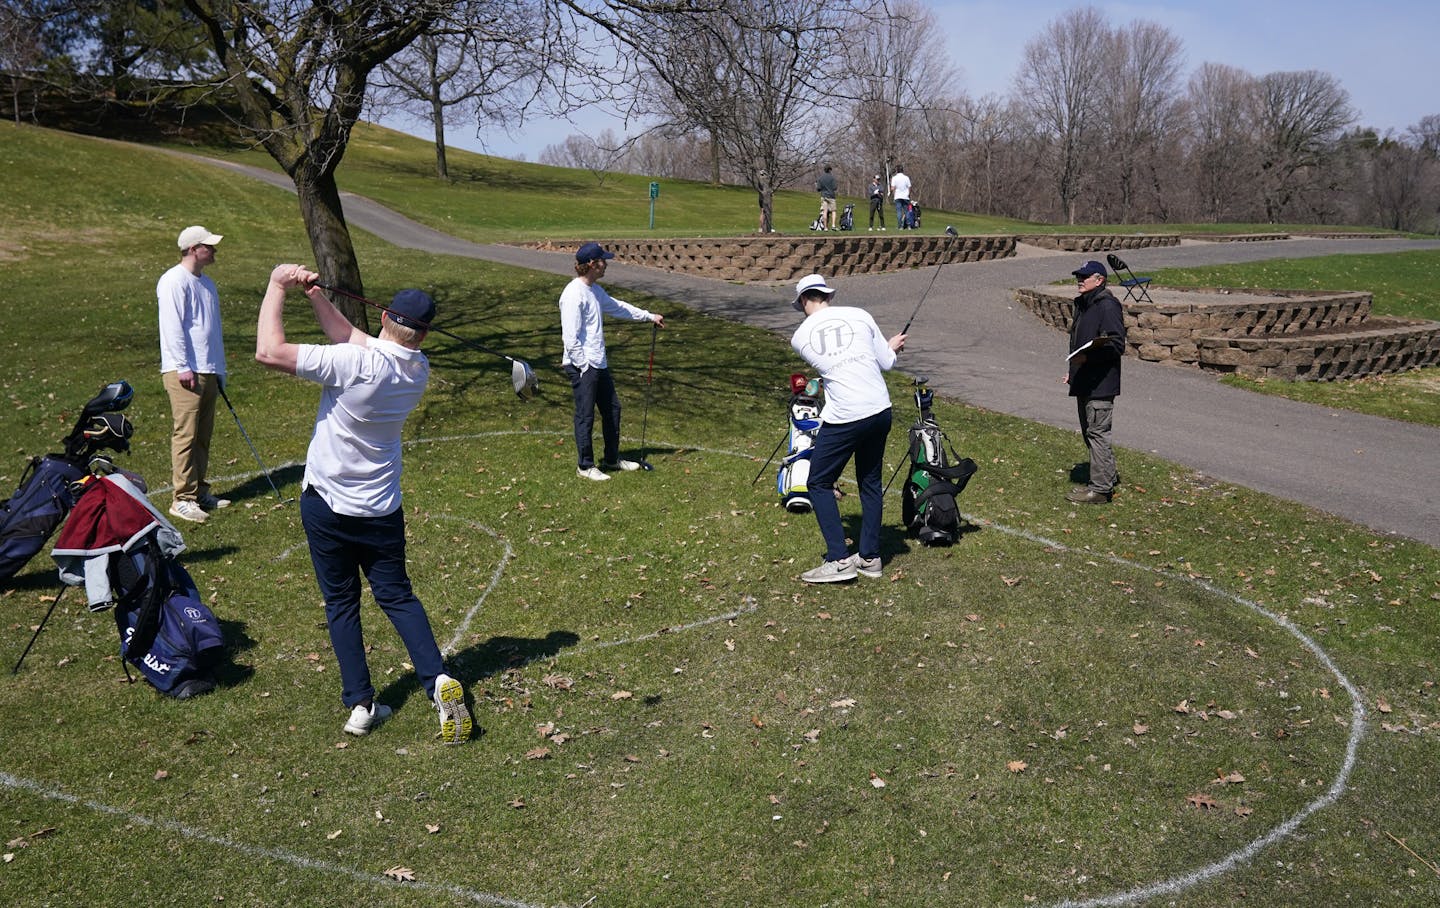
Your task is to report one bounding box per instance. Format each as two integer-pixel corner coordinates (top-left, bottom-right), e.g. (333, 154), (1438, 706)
(639, 321), (657, 466)
(750, 431), (789, 486)
(12, 584), (65, 674)
(901, 261), (945, 335)
(316, 283), (522, 367)
(218, 384), (285, 502)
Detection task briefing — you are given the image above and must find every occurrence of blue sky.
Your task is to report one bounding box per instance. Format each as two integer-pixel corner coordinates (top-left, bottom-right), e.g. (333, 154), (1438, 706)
(409, 1), (1439, 160)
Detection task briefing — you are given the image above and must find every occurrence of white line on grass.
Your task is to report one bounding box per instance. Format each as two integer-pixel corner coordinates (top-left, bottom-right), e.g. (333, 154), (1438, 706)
(5, 435), (1369, 906)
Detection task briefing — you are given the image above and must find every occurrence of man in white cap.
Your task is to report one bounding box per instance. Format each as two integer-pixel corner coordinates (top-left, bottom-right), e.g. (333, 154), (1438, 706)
(157, 225), (230, 523)
(789, 274), (907, 582)
(559, 242), (665, 481)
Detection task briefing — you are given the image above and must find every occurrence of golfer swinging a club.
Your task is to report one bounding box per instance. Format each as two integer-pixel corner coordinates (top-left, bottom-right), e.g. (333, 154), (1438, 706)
(256, 265), (472, 744)
(790, 274), (906, 583)
(561, 242), (665, 481)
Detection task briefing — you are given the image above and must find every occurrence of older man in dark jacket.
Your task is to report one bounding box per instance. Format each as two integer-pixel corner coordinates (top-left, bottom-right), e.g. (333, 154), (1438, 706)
(1065, 260), (1127, 503)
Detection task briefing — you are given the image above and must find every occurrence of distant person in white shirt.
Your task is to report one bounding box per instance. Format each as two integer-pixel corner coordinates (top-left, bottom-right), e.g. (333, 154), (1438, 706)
(889, 166), (913, 229)
(559, 242), (665, 481)
(789, 274), (907, 583)
(157, 225), (230, 524)
(255, 266), (472, 744)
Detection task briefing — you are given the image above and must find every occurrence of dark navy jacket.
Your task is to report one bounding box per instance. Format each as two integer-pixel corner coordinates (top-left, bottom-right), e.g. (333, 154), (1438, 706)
(1067, 284), (1126, 399)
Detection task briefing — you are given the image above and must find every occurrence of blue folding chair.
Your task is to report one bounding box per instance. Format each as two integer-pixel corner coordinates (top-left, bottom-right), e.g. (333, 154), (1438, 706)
(1106, 253), (1154, 304)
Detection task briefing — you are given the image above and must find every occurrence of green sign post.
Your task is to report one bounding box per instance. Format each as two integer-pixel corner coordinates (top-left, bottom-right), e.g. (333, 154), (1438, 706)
(649, 181), (659, 229)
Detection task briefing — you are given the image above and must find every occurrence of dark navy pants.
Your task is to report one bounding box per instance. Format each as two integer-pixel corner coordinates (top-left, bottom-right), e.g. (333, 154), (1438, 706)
(564, 364), (622, 468)
(300, 488), (445, 707)
(807, 408), (892, 563)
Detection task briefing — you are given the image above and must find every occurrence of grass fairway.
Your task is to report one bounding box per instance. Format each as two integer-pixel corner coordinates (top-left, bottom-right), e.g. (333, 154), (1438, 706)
(3, 123), (1439, 908)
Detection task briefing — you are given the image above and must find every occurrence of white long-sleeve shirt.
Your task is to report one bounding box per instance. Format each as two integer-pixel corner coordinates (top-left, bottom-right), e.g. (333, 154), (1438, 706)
(156, 263), (226, 377)
(559, 277), (654, 371)
(790, 305), (896, 424)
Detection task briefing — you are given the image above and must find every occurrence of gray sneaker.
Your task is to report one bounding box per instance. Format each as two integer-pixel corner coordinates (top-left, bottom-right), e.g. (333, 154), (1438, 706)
(801, 559), (858, 584)
(343, 701), (392, 736)
(846, 554), (882, 578)
(168, 500), (208, 523)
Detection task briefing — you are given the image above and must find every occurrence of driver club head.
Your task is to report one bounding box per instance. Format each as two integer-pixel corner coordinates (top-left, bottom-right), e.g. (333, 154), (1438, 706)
(511, 359), (539, 400)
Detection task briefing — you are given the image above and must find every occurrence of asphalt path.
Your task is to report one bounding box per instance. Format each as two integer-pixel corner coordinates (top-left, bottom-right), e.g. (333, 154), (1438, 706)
(192, 154), (1440, 549)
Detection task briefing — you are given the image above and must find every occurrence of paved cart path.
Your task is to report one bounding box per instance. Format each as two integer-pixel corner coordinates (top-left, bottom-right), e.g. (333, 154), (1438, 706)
(194, 154), (1440, 549)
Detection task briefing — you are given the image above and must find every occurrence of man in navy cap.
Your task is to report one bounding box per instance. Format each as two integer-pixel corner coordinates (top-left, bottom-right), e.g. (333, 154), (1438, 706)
(559, 242), (665, 481)
(256, 265), (472, 744)
(1065, 260), (1127, 504)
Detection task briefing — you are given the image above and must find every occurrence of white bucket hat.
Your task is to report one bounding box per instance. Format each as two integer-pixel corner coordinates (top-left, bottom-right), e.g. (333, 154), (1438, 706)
(792, 273), (836, 312)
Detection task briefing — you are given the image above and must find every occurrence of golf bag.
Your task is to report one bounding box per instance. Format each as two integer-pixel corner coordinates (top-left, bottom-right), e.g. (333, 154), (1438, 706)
(809, 206), (827, 231)
(777, 373), (823, 512)
(900, 385), (976, 546)
(52, 471), (222, 699)
(839, 204), (855, 231)
(905, 201), (922, 229)
(0, 381), (134, 585)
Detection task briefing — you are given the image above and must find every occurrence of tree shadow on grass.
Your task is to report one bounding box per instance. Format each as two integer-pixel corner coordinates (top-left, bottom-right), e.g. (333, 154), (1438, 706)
(374, 629), (581, 710)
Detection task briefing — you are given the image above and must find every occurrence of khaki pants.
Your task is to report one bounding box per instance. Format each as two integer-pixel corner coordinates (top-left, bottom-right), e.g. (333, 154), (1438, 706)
(163, 371), (219, 502)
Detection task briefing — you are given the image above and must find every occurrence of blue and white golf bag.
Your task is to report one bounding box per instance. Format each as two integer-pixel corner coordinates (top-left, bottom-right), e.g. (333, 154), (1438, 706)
(777, 375), (822, 512)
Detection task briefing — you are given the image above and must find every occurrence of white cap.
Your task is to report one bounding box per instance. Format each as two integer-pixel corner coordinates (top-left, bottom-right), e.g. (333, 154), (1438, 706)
(177, 225), (223, 250)
(792, 273), (836, 312)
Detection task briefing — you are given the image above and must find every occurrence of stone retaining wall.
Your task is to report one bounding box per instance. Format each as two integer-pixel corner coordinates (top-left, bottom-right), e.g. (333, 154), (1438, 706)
(1013, 285), (1440, 380)
(530, 235), (1015, 282)
(1013, 234), (1179, 252)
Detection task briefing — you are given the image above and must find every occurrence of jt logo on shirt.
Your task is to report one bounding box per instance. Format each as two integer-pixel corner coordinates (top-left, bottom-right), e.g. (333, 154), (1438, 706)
(807, 320), (855, 356)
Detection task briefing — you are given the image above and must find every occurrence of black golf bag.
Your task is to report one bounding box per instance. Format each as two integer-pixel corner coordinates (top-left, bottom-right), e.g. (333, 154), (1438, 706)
(52, 471), (223, 699)
(0, 381), (134, 585)
(899, 383), (976, 546)
(777, 373), (823, 513)
(839, 204), (855, 231)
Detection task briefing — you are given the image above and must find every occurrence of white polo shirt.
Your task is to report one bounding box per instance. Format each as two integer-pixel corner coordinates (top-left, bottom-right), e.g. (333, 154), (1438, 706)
(295, 338), (428, 517)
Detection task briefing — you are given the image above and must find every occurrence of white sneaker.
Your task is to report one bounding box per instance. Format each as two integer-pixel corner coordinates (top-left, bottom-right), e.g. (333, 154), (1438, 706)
(577, 466), (610, 481)
(434, 673), (472, 744)
(343, 701), (392, 736)
(801, 559), (858, 584)
(601, 459), (641, 472)
(168, 500), (208, 523)
(198, 492), (231, 511)
(846, 554), (883, 578)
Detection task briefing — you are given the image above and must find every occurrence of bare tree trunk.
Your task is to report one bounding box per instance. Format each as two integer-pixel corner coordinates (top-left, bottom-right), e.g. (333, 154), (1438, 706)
(432, 94), (449, 180)
(295, 172), (368, 330)
(710, 131), (720, 187)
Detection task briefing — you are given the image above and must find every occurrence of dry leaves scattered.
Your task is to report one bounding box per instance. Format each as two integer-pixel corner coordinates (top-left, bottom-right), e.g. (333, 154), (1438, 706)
(383, 865), (416, 882)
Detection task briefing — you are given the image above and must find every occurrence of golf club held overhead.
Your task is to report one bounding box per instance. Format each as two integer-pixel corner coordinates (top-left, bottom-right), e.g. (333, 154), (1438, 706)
(313, 282), (539, 400)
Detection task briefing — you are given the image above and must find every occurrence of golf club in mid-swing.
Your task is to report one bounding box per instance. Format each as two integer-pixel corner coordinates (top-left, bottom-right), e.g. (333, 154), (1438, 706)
(636, 321), (658, 471)
(218, 382), (287, 503)
(900, 259), (946, 337)
(314, 282), (540, 401)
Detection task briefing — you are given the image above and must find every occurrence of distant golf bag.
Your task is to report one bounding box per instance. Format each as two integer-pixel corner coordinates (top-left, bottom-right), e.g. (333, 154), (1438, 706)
(839, 204), (855, 231)
(777, 374), (823, 512)
(906, 201), (922, 229)
(52, 471), (223, 698)
(900, 384), (976, 546)
(0, 380), (134, 584)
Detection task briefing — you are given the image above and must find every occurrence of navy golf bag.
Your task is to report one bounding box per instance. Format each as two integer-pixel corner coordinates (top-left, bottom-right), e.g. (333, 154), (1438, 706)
(52, 470), (223, 699)
(839, 204), (855, 231)
(906, 201), (922, 230)
(1, 381), (134, 585)
(900, 383), (976, 546)
(777, 374), (823, 513)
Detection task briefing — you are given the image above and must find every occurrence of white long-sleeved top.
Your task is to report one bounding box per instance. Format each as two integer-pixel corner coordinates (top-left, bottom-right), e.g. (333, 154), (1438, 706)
(559, 277), (654, 371)
(156, 263), (226, 377)
(790, 305), (896, 424)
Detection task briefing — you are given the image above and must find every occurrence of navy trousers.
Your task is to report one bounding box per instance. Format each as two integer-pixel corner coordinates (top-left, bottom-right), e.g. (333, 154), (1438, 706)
(806, 408), (893, 563)
(564, 364), (622, 468)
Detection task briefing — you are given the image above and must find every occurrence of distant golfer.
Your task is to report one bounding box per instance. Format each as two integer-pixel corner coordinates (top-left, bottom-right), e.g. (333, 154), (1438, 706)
(789, 273), (906, 583)
(255, 265), (472, 743)
(1065, 260), (1127, 504)
(157, 225), (230, 524)
(560, 242), (665, 481)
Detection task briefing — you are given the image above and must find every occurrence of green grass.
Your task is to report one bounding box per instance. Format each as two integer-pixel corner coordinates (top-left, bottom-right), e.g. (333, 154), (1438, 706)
(1149, 254), (1440, 426)
(3, 122), (1439, 908)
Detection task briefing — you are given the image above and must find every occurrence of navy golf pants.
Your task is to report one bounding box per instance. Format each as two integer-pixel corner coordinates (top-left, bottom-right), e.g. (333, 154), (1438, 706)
(565, 364), (622, 468)
(300, 488), (445, 708)
(807, 408), (893, 563)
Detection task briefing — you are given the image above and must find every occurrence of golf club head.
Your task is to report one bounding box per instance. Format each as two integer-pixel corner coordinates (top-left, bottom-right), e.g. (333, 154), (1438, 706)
(82, 380), (134, 418)
(945, 225), (958, 237)
(512, 359), (539, 400)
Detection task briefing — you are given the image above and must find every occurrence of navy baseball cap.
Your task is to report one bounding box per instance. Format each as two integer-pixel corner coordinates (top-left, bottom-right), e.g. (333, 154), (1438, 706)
(1072, 260), (1107, 278)
(576, 242), (615, 264)
(387, 288), (435, 329)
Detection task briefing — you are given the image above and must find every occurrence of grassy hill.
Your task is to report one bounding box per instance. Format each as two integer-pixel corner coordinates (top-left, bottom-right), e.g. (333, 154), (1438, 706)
(1, 122), (1438, 908)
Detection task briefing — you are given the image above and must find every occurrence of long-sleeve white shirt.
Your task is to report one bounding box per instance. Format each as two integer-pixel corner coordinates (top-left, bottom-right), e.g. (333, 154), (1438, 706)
(790, 305), (896, 424)
(156, 263), (226, 377)
(559, 277), (654, 371)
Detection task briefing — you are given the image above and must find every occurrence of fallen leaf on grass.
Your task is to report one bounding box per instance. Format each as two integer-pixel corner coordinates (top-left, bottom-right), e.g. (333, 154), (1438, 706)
(508, 798), (526, 809)
(1132, 722), (1149, 735)
(829, 698), (856, 709)
(1377, 698), (1392, 714)
(525, 747), (551, 760)
(1006, 760), (1027, 773)
(1212, 770), (1246, 785)
(1185, 793), (1220, 810)
(1174, 699), (1190, 715)
(153, 770), (169, 781)
(611, 690), (633, 701)
(425, 824), (441, 834)
(869, 772), (887, 788)
(326, 830), (343, 840)
(1001, 575), (1022, 587)
(541, 674), (573, 691)
(1234, 806), (1254, 818)
(2, 854), (12, 864)
(383, 866), (416, 882)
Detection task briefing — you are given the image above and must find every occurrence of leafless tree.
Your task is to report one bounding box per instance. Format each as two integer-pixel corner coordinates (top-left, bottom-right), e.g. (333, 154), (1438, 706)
(1014, 6), (1112, 224)
(182, 0), (441, 323)
(369, 0), (544, 180)
(1100, 19), (1184, 223)
(1184, 62), (1258, 222)
(538, 127), (631, 185)
(1252, 69), (1354, 222)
